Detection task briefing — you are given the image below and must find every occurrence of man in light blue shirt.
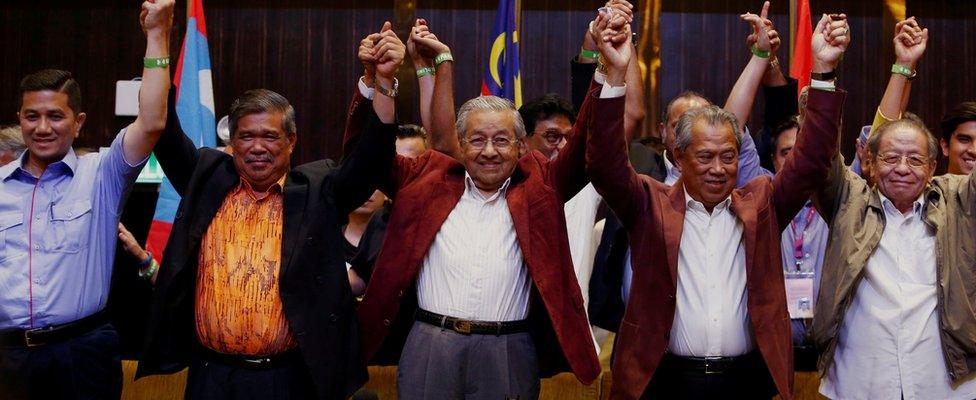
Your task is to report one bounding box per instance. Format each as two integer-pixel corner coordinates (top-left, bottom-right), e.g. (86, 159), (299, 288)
(0, 1), (175, 398)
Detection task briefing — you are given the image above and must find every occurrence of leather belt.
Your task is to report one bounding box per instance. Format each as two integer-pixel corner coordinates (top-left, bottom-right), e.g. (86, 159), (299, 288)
(0, 309), (109, 348)
(662, 351), (761, 375)
(415, 308), (530, 335)
(198, 346), (302, 370)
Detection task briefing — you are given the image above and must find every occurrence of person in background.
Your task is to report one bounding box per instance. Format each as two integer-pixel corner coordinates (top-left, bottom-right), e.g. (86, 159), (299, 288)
(940, 101), (976, 176)
(118, 223), (160, 284)
(0, 125), (26, 167)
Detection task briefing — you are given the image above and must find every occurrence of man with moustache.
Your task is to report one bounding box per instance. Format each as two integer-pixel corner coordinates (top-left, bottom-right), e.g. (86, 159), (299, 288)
(591, 11), (851, 399)
(353, 14), (635, 398)
(137, 23), (403, 399)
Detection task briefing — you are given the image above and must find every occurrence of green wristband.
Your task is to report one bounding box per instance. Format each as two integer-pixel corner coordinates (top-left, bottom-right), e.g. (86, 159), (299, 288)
(144, 57), (171, 68)
(750, 45), (770, 59)
(434, 52), (454, 67)
(416, 67), (436, 78)
(579, 48), (600, 60)
(891, 63), (917, 80)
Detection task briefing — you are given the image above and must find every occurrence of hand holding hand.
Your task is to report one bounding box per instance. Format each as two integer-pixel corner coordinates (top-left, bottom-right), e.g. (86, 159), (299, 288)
(894, 17), (927, 68)
(372, 22), (406, 79)
(596, 12), (632, 85)
(411, 23), (451, 61)
(812, 13), (850, 73)
(408, 19), (440, 68)
(740, 1), (773, 53)
(359, 33), (380, 84)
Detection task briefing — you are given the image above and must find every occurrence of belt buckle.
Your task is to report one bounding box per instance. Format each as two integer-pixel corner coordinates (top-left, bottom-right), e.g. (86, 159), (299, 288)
(243, 357), (272, 366)
(23, 327), (47, 348)
(703, 357), (722, 375)
(453, 319), (472, 335)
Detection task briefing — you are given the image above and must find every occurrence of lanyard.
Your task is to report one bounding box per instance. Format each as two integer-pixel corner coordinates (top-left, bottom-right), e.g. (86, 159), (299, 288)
(790, 207), (817, 267)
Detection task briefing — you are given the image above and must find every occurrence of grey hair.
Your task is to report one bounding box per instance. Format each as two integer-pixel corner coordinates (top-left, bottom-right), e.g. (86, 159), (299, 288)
(455, 95), (527, 141)
(673, 105), (741, 152)
(868, 118), (939, 160)
(0, 125), (25, 153)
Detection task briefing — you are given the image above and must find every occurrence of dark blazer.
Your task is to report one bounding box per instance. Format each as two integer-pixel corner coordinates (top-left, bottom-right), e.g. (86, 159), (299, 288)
(136, 93), (394, 399)
(355, 92), (621, 385)
(589, 89), (846, 400)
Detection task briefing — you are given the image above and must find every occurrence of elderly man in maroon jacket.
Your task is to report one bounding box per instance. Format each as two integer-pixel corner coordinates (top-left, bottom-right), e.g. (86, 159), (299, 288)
(589, 11), (852, 400)
(352, 17), (641, 400)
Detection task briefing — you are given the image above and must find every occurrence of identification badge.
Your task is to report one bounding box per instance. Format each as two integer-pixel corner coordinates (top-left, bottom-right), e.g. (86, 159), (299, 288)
(785, 277), (814, 319)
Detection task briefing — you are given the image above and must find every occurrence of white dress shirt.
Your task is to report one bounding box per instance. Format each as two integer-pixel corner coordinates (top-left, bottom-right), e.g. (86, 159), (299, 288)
(820, 195), (976, 400)
(564, 183), (602, 308)
(668, 190), (754, 357)
(416, 175), (531, 322)
(415, 80), (626, 323)
(663, 151), (681, 185)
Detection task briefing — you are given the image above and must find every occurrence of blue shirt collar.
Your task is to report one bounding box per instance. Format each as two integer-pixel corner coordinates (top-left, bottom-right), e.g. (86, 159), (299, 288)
(2, 148), (78, 182)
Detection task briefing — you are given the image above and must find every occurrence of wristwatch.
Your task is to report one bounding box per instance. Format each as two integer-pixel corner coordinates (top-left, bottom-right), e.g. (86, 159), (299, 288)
(376, 78), (399, 98)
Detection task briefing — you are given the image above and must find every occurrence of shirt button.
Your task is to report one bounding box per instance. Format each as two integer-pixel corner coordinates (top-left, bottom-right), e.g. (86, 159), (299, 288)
(35, 215), (41, 220)
(34, 245), (40, 250)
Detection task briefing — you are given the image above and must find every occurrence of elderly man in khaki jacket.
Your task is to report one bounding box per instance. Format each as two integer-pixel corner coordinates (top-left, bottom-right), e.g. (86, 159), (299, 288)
(811, 109), (976, 399)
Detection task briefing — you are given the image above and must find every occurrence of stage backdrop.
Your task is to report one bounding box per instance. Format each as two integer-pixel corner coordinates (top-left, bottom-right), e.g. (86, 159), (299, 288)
(1, 0), (973, 165)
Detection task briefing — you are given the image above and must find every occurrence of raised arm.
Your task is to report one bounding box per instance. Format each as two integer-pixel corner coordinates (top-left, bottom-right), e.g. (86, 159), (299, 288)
(775, 13), (850, 226)
(731, 2), (779, 185)
(153, 88), (200, 196)
(408, 19), (437, 134)
(331, 23), (401, 216)
(586, 11), (649, 227)
(877, 17), (927, 126)
(122, 0), (174, 165)
(411, 29), (462, 160)
(724, 1), (773, 130)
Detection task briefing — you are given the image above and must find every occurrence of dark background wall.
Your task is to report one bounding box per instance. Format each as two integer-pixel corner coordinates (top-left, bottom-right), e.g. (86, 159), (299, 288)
(1, 0), (973, 164)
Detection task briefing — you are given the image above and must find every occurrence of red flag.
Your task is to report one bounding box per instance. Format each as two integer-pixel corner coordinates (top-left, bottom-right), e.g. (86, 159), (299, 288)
(790, 0), (812, 98)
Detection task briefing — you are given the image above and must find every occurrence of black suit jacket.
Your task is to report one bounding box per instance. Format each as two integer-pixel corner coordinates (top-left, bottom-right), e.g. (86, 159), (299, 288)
(136, 94), (393, 399)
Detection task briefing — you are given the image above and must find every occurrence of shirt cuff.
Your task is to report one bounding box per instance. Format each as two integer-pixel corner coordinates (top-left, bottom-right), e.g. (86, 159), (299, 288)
(358, 77), (375, 100)
(600, 81), (626, 99)
(593, 70), (607, 85)
(809, 79), (836, 92)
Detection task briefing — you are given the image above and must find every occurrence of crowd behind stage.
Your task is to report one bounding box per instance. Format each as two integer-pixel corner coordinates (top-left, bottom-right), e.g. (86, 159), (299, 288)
(2, 0), (975, 399)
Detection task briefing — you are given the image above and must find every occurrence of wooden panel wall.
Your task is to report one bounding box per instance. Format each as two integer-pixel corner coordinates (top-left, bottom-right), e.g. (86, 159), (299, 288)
(1, 1), (973, 165)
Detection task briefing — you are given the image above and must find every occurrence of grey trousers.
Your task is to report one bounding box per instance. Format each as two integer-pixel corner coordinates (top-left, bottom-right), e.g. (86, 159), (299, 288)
(397, 320), (540, 400)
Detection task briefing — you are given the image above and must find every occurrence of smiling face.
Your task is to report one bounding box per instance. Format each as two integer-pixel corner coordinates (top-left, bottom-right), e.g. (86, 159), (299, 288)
(18, 90), (85, 170)
(230, 111), (296, 192)
(460, 110), (523, 194)
(942, 120), (976, 175)
(676, 120), (739, 211)
(874, 127), (936, 213)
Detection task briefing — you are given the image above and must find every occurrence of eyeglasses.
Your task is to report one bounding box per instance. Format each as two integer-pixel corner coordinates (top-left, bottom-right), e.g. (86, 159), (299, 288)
(877, 152), (931, 168)
(464, 136), (516, 150)
(541, 131), (568, 145)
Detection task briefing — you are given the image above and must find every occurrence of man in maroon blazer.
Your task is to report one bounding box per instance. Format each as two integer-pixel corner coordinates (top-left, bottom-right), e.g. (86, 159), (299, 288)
(353, 18), (638, 399)
(588, 12), (852, 400)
